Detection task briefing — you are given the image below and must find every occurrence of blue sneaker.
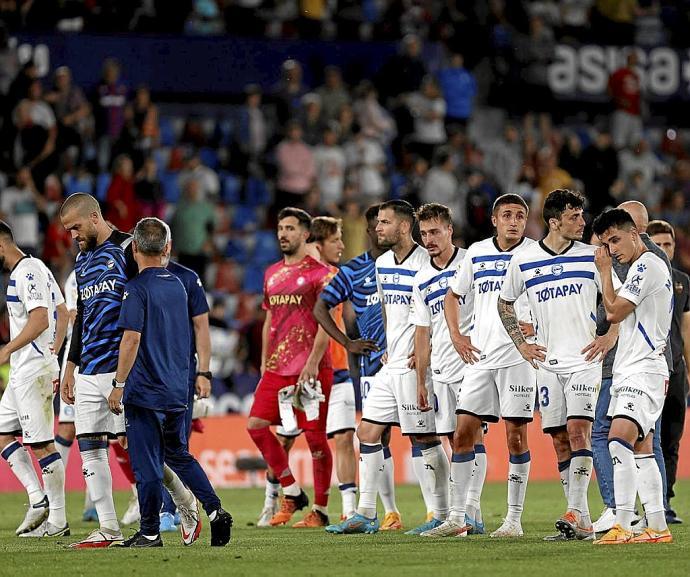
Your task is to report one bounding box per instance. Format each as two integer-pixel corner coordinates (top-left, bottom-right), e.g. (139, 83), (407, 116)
(465, 515), (485, 535)
(325, 513), (379, 534)
(405, 518), (444, 535)
(82, 508), (98, 523)
(159, 512), (177, 532)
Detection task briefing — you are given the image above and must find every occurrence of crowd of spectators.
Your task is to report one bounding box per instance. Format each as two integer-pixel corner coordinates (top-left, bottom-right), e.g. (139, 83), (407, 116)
(2, 1), (690, 412)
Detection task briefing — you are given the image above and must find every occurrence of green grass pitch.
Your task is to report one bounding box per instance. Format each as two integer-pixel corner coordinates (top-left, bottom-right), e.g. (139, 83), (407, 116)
(0, 481), (687, 577)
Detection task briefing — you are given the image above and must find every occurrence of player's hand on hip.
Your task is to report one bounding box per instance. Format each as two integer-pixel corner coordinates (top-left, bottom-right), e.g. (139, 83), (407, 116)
(195, 375), (211, 399)
(517, 342), (547, 369)
(582, 332), (617, 362)
(451, 333), (480, 364)
(108, 388), (124, 415)
(417, 383), (432, 412)
(60, 374), (75, 405)
(407, 352), (416, 369)
(519, 322), (535, 338)
(346, 338), (380, 355)
(594, 246), (612, 272)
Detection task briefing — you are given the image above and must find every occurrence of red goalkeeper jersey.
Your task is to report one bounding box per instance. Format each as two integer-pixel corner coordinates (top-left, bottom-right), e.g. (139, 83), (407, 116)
(262, 255), (332, 376)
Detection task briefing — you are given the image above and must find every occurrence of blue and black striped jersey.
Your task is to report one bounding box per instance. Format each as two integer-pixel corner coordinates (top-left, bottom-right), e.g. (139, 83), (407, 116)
(320, 252), (386, 377)
(70, 231), (134, 375)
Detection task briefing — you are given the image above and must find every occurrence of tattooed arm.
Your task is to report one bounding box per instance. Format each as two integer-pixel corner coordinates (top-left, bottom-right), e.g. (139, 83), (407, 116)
(497, 297), (546, 369)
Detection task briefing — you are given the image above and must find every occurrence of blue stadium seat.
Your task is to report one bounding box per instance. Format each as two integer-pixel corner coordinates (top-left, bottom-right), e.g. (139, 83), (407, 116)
(95, 173), (111, 201)
(161, 171), (181, 203)
(253, 230), (280, 264)
(242, 265), (265, 294)
(199, 147), (220, 169)
(159, 117), (177, 147)
(225, 238), (249, 264)
(221, 172), (242, 204)
(65, 174), (94, 196)
(390, 171), (407, 200)
(232, 205), (258, 230)
(245, 177), (270, 207)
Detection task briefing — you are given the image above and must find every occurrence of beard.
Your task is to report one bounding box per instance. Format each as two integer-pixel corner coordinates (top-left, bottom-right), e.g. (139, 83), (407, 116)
(78, 233), (98, 253)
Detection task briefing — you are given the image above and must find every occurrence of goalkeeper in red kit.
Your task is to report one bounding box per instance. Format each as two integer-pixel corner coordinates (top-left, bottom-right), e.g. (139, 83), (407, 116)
(247, 207), (334, 527)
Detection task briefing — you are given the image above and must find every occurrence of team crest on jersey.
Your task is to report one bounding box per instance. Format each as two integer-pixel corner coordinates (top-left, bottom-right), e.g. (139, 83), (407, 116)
(393, 273), (400, 284)
(106, 259), (115, 269)
(439, 275), (449, 288)
(296, 276), (305, 286)
(551, 264), (564, 276)
(123, 291), (129, 300)
(495, 260), (507, 271)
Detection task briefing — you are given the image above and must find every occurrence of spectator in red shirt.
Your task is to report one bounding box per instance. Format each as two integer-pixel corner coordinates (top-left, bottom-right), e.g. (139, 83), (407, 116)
(105, 153), (140, 232)
(608, 51), (643, 149)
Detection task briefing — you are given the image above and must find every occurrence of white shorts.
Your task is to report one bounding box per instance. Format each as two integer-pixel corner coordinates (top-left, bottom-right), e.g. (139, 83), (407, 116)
(432, 378), (460, 436)
(362, 367), (436, 435)
(360, 375), (377, 402)
(58, 400), (76, 423)
(608, 373), (667, 439)
(0, 372), (58, 444)
(74, 371), (125, 437)
(326, 379), (356, 438)
(539, 364), (600, 432)
(458, 361), (536, 423)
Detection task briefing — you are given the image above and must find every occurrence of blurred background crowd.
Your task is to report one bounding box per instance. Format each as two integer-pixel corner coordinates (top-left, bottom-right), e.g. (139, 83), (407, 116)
(1, 0), (690, 412)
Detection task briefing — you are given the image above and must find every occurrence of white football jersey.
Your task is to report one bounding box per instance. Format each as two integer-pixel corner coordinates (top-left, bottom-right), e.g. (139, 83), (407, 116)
(449, 236), (535, 369)
(376, 244), (428, 374)
(64, 269), (78, 336)
(501, 240), (601, 374)
(613, 251), (672, 380)
(411, 246), (471, 383)
(6, 256), (64, 381)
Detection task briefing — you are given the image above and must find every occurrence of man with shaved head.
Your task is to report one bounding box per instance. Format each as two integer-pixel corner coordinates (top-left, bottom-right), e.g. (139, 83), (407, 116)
(591, 199), (672, 534)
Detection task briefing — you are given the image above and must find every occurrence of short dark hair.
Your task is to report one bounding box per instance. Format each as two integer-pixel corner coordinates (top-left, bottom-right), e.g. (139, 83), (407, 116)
(277, 207), (312, 230)
(309, 216), (341, 243)
(542, 189), (585, 224)
(416, 203), (452, 225)
(591, 208), (636, 236)
(647, 219), (675, 240)
(379, 199), (416, 225)
(365, 203), (381, 222)
(492, 193), (529, 214)
(0, 220), (14, 241)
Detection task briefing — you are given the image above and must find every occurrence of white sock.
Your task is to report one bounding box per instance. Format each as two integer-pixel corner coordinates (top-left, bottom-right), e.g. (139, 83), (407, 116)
(283, 482), (301, 497)
(357, 443), (383, 519)
(609, 439), (636, 531)
(568, 450), (593, 527)
(79, 443), (119, 532)
(1, 441), (44, 504)
(558, 459), (570, 502)
(162, 464), (195, 508)
(466, 445), (487, 523)
(506, 451), (530, 524)
(265, 475), (280, 507)
(635, 454), (668, 532)
(421, 443), (450, 521)
(54, 436), (73, 468)
(339, 483), (357, 518)
(412, 444), (434, 515)
(380, 447), (398, 514)
(39, 453), (66, 527)
(84, 491), (95, 511)
(449, 451), (474, 524)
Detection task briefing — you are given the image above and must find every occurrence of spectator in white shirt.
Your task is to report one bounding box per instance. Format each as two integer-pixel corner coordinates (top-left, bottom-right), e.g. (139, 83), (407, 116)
(406, 75), (447, 161)
(344, 123), (386, 202)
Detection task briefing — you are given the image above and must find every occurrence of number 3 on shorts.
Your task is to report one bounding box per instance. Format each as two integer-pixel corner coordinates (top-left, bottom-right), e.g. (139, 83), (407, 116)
(539, 386), (549, 408)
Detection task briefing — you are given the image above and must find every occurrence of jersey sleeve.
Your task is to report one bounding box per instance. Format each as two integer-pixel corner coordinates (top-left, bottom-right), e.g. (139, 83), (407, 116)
(118, 283), (146, 333)
(17, 262), (50, 313)
(618, 258), (662, 306)
(320, 266), (353, 309)
(187, 273), (210, 318)
(449, 250), (473, 296)
(49, 272), (65, 307)
(410, 281), (431, 327)
(500, 257), (525, 302)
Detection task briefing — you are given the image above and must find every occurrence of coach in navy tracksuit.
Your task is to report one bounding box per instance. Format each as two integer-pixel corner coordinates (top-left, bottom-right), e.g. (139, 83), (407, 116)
(107, 217), (231, 548)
